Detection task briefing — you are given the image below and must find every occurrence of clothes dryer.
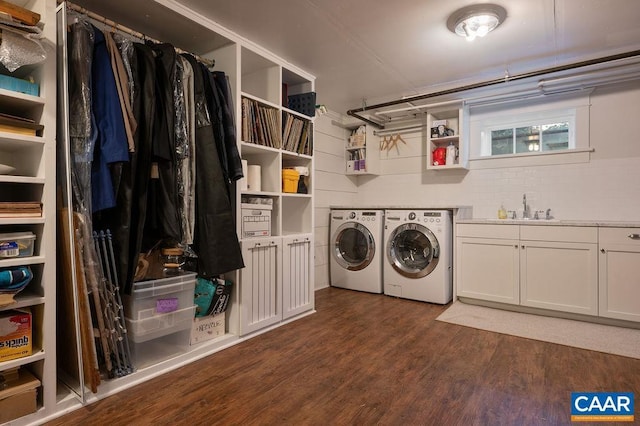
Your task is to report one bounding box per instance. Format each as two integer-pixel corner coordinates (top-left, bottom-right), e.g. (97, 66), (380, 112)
(330, 209), (384, 293)
(383, 209), (453, 303)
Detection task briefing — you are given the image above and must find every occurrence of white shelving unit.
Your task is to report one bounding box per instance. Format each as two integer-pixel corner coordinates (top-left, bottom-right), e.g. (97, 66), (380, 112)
(345, 125), (379, 175)
(0, 0), (57, 423)
(2, 1), (319, 422)
(426, 104), (468, 170)
(236, 46), (315, 335)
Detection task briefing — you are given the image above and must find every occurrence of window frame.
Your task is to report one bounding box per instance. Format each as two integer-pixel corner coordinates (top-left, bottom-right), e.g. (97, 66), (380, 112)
(468, 93), (591, 169)
(480, 110), (576, 157)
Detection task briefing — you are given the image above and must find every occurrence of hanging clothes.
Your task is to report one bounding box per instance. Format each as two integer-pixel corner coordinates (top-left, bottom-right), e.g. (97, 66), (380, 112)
(213, 71), (243, 182)
(143, 42), (182, 244)
(183, 54), (244, 277)
(175, 56), (196, 245)
(90, 24), (129, 213)
(67, 20), (95, 216)
(200, 63), (230, 186)
(120, 42), (157, 293)
(104, 31), (137, 153)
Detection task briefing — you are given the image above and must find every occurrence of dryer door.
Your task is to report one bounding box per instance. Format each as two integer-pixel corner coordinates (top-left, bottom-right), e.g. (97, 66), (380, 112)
(387, 223), (440, 278)
(333, 222), (376, 271)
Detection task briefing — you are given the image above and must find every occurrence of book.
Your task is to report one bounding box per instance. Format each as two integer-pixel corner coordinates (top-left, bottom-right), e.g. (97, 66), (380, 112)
(0, 0), (40, 25)
(0, 211), (41, 218)
(0, 114), (43, 136)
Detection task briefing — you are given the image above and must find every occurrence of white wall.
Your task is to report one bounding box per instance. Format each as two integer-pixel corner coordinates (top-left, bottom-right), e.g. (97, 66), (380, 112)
(313, 80), (640, 289)
(354, 81), (640, 221)
(313, 112), (357, 289)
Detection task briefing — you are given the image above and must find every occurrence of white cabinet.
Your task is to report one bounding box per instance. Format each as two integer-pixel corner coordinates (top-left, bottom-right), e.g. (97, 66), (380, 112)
(598, 227), (640, 322)
(239, 238), (282, 335)
(456, 224), (598, 315)
(426, 104), (468, 170)
(457, 224), (520, 304)
(345, 125), (379, 175)
(520, 226), (598, 315)
(282, 234), (313, 320)
(239, 234), (313, 334)
(0, 0), (56, 422)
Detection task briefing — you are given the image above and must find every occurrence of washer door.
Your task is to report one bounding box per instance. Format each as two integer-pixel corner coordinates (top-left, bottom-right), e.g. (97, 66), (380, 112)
(333, 222), (375, 271)
(387, 223), (440, 278)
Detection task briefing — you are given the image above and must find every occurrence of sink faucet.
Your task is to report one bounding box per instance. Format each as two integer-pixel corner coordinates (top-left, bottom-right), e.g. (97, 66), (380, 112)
(522, 194), (530, 219)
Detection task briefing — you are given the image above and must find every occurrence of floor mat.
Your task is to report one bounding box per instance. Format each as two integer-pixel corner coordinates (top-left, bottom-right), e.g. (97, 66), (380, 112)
(436, 301), (640, 359)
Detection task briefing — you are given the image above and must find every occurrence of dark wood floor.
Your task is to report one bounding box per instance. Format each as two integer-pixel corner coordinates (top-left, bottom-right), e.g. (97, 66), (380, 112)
(47, 287), (640, 426)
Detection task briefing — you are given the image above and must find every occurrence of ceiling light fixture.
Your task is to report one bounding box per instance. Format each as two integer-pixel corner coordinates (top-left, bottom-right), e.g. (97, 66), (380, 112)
(447, 3), (507, 42)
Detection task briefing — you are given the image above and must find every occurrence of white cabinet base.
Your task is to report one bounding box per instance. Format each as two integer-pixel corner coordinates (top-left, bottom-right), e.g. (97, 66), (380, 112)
(520, 241), (598, 316)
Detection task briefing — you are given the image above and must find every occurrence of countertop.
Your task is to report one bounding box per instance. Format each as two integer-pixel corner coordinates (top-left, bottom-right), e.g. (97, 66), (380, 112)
(457, 219), (640, 228)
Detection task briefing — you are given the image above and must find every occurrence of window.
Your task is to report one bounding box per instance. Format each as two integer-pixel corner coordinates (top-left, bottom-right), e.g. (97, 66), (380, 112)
(468, 93), (590, 168)
(480, 110), (575, 157)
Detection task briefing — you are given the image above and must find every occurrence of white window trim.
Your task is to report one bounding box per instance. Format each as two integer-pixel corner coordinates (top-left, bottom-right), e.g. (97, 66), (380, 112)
(468, 92), (591, 169)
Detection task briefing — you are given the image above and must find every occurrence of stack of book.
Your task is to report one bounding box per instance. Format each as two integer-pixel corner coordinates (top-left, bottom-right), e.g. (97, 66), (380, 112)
(282, 113), (312, 155)
(241, 97), (282, 148)
(0, 113), (43, 136)
(0, 201), (42, 218)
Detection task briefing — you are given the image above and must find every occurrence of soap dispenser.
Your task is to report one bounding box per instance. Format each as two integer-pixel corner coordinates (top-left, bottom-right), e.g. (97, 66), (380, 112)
(498, 204), (507, 219)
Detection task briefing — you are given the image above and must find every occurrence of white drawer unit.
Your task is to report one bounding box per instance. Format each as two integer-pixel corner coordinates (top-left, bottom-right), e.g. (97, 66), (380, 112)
(598, 227), (640, 322)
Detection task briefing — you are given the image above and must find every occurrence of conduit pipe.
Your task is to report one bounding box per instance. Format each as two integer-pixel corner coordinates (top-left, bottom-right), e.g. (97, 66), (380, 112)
(347, 49), (640, 129)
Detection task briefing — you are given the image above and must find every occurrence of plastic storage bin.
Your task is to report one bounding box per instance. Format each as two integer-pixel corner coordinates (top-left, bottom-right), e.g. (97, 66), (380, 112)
(129, 327), (192, 369)
(125, 305), (196, 343)
(282, 169), (300, 193)
(0, 232), (36, 258)
(123, 273), (196, 321)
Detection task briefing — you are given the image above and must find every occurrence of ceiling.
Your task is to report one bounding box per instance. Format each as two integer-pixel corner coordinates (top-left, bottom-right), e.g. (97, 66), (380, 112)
(68, 0), (640, 115)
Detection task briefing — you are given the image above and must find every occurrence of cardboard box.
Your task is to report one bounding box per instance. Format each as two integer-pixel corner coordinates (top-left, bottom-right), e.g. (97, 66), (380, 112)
(241, 203), (272, 238)
(0, 309), (32, 362)
(190, 313), (225, 345)
(0, 368), (40, 423)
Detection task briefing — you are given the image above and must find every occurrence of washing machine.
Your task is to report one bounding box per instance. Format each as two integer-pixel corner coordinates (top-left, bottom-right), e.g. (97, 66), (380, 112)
(383, 209), (453, 304)
(330, 209), (384, 293)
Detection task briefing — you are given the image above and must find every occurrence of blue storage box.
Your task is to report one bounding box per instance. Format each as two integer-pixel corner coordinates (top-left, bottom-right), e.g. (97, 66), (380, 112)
(0, 74), (39, 96)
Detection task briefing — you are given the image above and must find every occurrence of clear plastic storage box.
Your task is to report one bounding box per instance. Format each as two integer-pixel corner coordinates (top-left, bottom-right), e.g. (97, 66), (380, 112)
(0, 232), (36, 258)
(129, 327), (192, 369)
(123, 272), (196, 321)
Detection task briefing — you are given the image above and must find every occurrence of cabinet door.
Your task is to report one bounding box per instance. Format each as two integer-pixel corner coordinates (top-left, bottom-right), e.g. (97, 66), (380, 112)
(520, 241), (598, 315)
(282, 234), (313, 320)
(599, 228), (640, 322)
(456, 237), (520, 304)
(240, 238), (282, 335)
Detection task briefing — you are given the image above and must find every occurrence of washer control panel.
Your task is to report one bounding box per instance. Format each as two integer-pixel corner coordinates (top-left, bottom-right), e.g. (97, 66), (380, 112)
(404, 211), (443, 222)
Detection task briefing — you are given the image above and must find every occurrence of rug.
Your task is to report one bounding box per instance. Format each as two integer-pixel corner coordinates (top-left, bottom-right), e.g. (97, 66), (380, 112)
(436, 301), (640, 359)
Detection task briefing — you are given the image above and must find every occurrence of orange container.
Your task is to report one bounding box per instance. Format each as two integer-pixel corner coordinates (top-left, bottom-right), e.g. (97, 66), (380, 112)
(282, 169), (300, 193)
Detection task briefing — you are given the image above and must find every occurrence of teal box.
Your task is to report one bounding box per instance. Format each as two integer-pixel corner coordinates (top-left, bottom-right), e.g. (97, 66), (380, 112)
(0, 74), (39, 96)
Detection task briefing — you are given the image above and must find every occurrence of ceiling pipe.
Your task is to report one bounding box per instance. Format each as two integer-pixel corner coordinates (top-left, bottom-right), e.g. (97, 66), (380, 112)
(347, 49), (640, 129)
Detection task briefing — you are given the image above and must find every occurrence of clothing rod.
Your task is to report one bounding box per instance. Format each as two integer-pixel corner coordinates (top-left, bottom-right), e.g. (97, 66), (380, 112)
(374, 124), (423, 136)
(63, 1), (215, 68)
(348, 48), (640, 129)
(373, 99), (461, 116)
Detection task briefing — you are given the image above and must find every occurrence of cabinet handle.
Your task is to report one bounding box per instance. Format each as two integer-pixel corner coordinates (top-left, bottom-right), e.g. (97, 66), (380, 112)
(521, 245), (525, 249)
(628, 233), (640, 240)
(600, 248), (606, 254)
(514, 245), (518, 249)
